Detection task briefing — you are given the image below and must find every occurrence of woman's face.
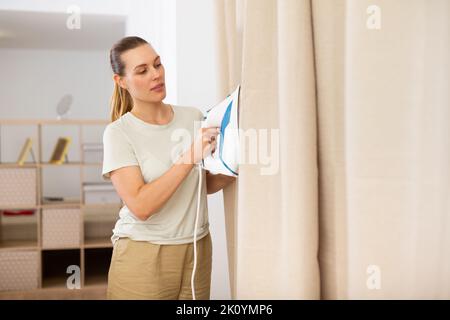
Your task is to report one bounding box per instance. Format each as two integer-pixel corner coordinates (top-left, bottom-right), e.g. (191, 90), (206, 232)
(116, 44), (166, 103)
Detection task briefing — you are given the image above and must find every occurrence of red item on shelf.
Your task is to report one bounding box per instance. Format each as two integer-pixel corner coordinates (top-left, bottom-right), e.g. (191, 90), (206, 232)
(2, 209), (35, 216)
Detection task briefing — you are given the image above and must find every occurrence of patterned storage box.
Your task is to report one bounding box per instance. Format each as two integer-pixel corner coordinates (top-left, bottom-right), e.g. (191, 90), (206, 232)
(0, 168), (37, 207)
(0, 250), (39, 291)
(42, 208), (81, 249)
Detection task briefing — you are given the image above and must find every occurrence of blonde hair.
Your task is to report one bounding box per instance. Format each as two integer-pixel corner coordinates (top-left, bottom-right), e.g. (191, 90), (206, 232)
(110, 83), (133, 122)
(109, 36), (149, 122)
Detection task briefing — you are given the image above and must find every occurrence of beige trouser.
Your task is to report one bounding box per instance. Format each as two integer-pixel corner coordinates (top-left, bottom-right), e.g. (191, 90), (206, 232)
(106, 232), (212, 300)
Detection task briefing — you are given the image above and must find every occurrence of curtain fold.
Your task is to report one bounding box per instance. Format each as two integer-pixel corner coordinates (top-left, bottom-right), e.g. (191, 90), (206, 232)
(214, 0), (450, 299)
(213, 0), (242, 299)
(312, 0), (349, 300)
(275, 0), (321, 299)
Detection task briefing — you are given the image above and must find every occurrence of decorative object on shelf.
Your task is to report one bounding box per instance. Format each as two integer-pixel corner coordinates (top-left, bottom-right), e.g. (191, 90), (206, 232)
(2, 209), (35, 216)
(83, 182), (121, 204)
(55, 94), (73, 121)
(16, 138), (36, 166)
(42, 196), (65, 202)
(49, 137), (71, 164)
(1, 209), (37, 227)
(82, 143), (103, 163)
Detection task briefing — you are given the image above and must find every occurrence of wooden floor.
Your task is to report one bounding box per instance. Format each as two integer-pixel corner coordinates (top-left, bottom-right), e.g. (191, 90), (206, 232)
(0, 285), (107, 300)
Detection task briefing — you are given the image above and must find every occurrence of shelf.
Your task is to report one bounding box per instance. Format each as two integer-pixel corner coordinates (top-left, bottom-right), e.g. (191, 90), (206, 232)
(0, 239), (38, 251)
(0, 285), (107, 299)
(40, 162), (102, 166)
(1, 215), (38, 251)
(83, 276), (108, 288)
(41, 245), (82, 251)
(84, 238), (113, 248)
(83, 234), (112, 249)
(1, 212), (37, 225)
(42, 249), (81, 289)
(0, 119), (109, 125)
(83, 208), (116, 247)
(0, 205), (38, 210)
(0, 163), (38, 168)
(40, 162), (85, 166)
(83, 207), (119, 218)
(0, 162), (103, 168)
(0, 118), (111, 296)
(0, 202), (122, 210)
(80, 162), (103, 166)
(82, 203), (122, 209)
(41, 275), (71, 289)
(84, 247), (112, 287)
(41, 198), (81, 208)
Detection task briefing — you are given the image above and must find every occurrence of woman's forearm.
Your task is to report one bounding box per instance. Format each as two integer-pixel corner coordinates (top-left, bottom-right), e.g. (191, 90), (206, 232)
(135, 151), (194, 220)
(206, 172), (236, 194)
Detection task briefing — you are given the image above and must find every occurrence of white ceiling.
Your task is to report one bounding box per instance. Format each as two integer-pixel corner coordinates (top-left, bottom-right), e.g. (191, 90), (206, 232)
(0, 10), (126, 50)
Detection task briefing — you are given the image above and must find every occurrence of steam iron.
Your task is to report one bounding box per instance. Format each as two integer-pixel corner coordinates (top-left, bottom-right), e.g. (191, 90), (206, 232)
(201, 84), (240, 177)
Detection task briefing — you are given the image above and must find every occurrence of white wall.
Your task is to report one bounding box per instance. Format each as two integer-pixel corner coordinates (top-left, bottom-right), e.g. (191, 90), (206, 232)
(0, 0), (126, 192)
(0, 49), (112, 120)
(0, 0), (128, 15)
(126, 0), (177, 104)
(0, 47), (118, 196)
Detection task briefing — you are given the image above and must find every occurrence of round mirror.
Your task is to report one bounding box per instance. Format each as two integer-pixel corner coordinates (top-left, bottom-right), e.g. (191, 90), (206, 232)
(56, 94), (73, 120)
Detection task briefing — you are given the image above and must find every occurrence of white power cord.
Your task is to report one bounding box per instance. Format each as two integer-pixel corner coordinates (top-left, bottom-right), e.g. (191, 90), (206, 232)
(191, 163), (203, 300)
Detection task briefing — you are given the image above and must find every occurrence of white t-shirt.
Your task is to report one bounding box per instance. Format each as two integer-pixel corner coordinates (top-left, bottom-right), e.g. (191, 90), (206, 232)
(102, 105), (209, 245)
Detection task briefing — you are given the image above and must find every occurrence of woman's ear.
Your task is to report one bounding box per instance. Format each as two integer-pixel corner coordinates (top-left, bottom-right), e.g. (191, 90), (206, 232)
(113, 74), (127, 90)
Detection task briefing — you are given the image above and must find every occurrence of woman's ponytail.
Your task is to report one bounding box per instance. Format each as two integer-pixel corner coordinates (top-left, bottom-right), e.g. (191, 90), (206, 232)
(110, 82), (133, 122)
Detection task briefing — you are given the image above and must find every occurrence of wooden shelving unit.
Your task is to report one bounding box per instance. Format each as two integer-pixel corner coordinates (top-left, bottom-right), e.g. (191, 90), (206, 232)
(0, 119), (120, 299)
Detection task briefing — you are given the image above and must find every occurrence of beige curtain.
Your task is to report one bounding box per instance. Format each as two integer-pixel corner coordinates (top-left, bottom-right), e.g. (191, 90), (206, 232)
(214, 0), (450, 299)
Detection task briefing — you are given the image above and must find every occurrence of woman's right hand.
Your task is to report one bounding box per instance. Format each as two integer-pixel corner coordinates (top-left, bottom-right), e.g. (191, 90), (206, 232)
(182, 127), (220, 164)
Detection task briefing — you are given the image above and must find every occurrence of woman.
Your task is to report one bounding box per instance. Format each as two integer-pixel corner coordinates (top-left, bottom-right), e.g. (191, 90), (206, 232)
(102, 36), (235, 299)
